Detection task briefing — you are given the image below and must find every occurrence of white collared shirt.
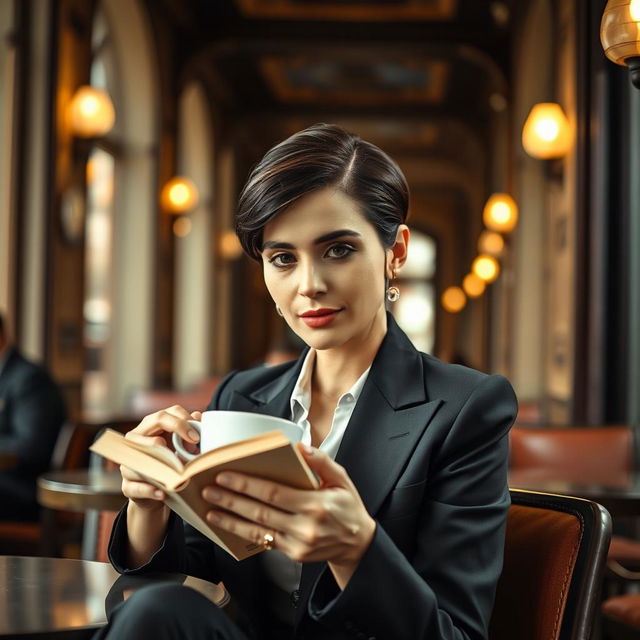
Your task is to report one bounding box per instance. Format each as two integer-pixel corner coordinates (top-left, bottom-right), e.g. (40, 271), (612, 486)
(261, 348), (371, 594)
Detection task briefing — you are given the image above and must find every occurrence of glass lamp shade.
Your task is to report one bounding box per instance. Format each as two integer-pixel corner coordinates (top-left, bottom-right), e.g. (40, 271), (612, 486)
(68, 86), (115, 138)
(441, 286), (466, 313)
(601, 0), (640, 64)
(472, 254), (500, 283)
(462, 273), (486, 298)
(161, 177), (199, 213)
(522, 103), (572, 159)
(482, 193), (518, 234)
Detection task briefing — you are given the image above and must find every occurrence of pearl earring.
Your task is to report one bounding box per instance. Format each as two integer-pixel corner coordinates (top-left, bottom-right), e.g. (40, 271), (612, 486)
(386, 268), (400, 302)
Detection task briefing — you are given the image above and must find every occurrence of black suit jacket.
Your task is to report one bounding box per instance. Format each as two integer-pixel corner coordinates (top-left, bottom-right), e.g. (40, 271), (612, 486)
(0, 347), (67, 520)
(109, 315), (517, 639)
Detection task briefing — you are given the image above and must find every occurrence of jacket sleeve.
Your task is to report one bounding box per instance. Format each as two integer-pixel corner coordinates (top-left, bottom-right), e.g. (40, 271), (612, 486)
(307, 374), (517, 640)
(108, 371), (239, 581)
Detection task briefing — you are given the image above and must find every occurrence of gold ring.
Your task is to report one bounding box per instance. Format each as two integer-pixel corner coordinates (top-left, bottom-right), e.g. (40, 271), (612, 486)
(262, 533), (275, 551)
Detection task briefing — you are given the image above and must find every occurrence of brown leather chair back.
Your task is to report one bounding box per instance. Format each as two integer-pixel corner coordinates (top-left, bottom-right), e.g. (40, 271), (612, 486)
(490, 489), (611, 640)
(509, 426), (635, 485)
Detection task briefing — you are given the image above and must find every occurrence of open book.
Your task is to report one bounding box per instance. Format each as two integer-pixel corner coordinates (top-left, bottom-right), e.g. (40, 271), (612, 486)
(90, 428), (319, 561)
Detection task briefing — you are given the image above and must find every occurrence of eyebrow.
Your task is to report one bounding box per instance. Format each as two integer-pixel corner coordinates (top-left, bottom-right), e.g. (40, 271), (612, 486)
(261, 229), (361, 252)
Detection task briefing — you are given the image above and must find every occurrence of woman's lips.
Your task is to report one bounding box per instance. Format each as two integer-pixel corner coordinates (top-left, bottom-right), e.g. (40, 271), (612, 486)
(299, 309), (342, 328)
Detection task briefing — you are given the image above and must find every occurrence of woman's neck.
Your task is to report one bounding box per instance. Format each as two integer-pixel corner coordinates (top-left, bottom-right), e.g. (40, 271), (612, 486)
(311, 308), (387, 399)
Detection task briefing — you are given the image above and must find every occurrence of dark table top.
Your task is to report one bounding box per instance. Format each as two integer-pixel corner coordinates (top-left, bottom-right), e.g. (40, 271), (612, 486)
(0, 555), (228, 638)
(509, 469), (640, 517)
(38, 469), (126, 512)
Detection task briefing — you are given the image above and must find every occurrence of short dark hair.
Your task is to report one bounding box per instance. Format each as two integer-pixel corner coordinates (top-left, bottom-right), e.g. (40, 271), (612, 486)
(235, 123), (409, 260)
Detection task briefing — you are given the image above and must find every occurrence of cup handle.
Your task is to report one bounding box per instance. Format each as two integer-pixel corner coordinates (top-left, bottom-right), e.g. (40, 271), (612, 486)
(172, 420), (201, 461)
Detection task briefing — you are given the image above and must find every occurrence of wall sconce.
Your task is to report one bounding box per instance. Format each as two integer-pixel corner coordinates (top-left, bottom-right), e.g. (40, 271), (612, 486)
(441, 286), (466, 313)
(472, 254), (500, 283)
(482, 193), (518, 234)
(161, 176), (199, 214)
(522, 103), (572, 159)
(462, 273), (486, 298)
(68, 85), (115, 137)
(601, 0), (640, 89)
(477, 230), (505, 257)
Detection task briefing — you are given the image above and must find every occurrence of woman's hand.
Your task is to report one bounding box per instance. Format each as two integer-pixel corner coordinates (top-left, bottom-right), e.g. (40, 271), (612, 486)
(121, 406), (202, 512)
(202, 444), (376, 589)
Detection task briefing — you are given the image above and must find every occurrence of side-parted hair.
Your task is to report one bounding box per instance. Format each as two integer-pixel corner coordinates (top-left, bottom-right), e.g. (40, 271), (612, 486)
(235, 123), (409, 261)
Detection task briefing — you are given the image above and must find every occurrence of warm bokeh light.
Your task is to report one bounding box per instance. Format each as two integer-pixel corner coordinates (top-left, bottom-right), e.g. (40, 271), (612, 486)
(472, 254), (500, 283)
(219, 230), (243, 260)
(477, 230), (505, 256)
(441, 286), (466, 313)
(632, 0), (640, 21)
(161, 176), (199, 213)
(68, 86), (115, 137)
(173, 216), (192, 237)
(462, 273), (486, 298)
(522, 103), (572, 159)
(482, 193), (519, 233)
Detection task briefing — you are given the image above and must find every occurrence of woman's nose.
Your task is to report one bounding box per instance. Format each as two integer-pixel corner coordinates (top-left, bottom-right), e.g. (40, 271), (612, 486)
(297, 261), (326, 297)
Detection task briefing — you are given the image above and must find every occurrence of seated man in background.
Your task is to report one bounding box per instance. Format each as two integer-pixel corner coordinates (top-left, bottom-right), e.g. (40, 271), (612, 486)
(0, 312), (66, 520)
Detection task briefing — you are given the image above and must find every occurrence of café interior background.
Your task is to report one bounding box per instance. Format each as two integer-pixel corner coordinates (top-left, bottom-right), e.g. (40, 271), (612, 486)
(0, 0), (639, 427)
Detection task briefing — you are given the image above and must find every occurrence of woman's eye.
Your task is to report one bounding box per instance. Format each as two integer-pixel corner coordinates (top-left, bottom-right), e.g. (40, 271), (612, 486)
(269, 253), (296, 267)
(326, 244), (355, 259)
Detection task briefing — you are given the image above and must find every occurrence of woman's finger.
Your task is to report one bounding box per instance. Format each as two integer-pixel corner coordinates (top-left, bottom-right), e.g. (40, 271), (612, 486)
(297, 444), (352, 488)
(202, 485), (293, 531)
(128, 407), (200, 445)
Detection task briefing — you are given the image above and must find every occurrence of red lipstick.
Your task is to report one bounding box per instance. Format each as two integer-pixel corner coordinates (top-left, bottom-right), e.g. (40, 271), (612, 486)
(299, 308), (342, 328)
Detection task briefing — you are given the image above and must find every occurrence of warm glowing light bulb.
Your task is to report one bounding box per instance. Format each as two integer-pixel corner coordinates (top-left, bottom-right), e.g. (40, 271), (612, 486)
(442, 286), (466, 313)
(477, 230), (504, 256)
(482, 194), (518, 233)
(522, 103), (571, 159)
(462, 273), (486, 298)
(161, 177), (199, 213)
(631, 0), (640, 21)
(534, 118), (559, 142)
(68, 86), (115, 137)
(169, 184), (190, 208)
(472, 255), (500, 283)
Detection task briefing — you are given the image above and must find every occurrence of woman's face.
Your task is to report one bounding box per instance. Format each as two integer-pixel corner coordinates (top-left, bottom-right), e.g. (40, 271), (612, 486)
(261, 187), (393, 353)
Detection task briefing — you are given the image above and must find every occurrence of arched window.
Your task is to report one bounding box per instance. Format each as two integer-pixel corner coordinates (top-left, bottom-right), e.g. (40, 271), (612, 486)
(82, 6), (117, 414)
(83, 0), (158, 416)
(392, 229), (436, 353)
(173, 83), (216, 389)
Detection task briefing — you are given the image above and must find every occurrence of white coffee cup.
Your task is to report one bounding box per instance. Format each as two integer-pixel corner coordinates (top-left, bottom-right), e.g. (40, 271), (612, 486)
(171, 410), (303, 461)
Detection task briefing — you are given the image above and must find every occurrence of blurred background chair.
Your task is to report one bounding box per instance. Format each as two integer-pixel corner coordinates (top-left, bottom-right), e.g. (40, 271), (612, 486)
(489, 489), (611, 640)
(0, 421), (93, 555)
(127, 376), (221, 417)
(509, 425), (640, 596)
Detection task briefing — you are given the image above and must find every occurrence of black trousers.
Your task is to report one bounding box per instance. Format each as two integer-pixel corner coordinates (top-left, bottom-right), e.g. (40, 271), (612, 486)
(93, 583), (250, 640)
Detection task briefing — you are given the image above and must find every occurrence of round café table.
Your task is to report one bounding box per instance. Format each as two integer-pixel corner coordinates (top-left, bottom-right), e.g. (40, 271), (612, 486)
(37, 470), (125, 512)
(37, 470), (126, 560)
(0, 555), (229, 639)
(509, 469), (640, 517)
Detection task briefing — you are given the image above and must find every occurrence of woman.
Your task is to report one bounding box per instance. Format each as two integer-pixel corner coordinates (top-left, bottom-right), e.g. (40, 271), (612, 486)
(99, 124), (517, 640)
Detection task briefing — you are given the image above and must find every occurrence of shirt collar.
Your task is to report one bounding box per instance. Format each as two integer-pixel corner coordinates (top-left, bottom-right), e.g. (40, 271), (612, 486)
(290, 348), (371, 422)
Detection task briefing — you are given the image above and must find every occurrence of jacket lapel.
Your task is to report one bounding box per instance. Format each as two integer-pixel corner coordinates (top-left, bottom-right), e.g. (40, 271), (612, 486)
(296, 315), (443, 626)
(228, 352), (307, 418)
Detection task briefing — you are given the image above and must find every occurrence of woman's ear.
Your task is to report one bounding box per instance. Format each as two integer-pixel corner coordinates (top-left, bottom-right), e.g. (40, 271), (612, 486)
(386, 225), (410, 278)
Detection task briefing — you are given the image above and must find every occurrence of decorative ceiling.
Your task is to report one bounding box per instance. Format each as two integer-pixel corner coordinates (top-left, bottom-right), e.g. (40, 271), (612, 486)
(233, 0), (459, 22)
(159, 0), (515, 206)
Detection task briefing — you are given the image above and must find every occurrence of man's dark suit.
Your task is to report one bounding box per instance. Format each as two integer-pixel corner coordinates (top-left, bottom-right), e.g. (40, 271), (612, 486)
(0, 347), (67, 520)
(109, 315), (517, 639)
